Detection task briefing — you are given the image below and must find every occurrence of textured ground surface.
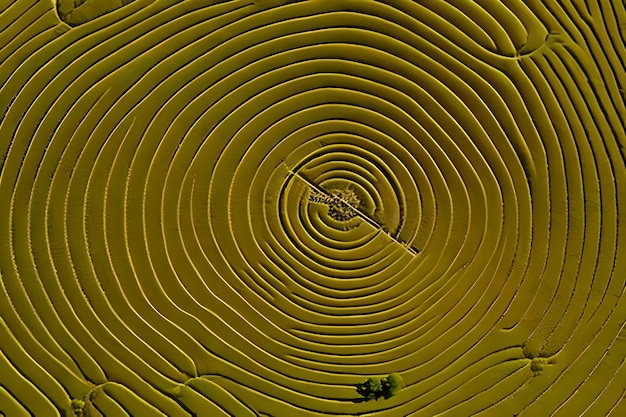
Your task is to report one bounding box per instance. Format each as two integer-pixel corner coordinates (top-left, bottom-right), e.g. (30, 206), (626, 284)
(0, 0), (624, 416)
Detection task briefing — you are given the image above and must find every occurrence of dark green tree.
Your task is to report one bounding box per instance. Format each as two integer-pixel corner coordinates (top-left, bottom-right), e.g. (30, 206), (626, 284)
(355, 373), (404, 401)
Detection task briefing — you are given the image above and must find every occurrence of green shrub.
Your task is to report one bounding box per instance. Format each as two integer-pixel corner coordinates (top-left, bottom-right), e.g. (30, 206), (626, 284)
(355, 372), (404, 401)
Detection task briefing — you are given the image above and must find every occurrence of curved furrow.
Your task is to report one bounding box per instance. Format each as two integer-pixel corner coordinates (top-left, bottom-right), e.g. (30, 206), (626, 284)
(11, 10), (204, 400)
(0, 0), (624, 416)
(543, 1), (625, 143)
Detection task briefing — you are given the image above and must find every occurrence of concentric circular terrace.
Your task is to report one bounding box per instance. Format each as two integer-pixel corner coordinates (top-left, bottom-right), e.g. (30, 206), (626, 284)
(0, 1), (624, 416)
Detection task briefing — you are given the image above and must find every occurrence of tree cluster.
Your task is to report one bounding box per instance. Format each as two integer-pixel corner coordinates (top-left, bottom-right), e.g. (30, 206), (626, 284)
(355, 372), (404, 401)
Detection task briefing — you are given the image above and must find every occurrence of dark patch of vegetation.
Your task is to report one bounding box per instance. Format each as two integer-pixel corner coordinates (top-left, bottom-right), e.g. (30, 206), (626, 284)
(309, 187), (363, 222)
(355, 373), (404, 402)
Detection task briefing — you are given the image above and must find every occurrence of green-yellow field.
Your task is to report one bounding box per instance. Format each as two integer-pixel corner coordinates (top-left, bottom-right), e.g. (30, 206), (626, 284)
(0, 0), (624, 415)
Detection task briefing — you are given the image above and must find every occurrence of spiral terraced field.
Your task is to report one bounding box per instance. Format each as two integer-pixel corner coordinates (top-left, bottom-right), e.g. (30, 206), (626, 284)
(0, 0), (624, 416)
